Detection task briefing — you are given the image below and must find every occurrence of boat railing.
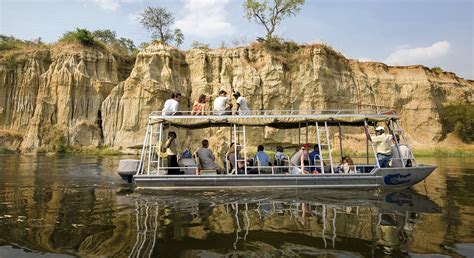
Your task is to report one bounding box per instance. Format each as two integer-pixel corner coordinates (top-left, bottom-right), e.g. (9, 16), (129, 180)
(137, 163), (378, 176)
(150, 109), (396, 118)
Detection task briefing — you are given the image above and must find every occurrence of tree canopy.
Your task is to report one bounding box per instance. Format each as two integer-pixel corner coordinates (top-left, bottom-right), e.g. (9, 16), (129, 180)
(243, 0), (305, 39)
(138, 6), (184, 46)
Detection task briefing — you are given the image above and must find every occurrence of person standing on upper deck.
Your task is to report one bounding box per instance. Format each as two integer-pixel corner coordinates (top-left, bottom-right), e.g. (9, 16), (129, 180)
(232, 91), (251, 115)
(368, 126), (393, 168)
(162, 92), (182, 116)
(213, 90), (232, 115)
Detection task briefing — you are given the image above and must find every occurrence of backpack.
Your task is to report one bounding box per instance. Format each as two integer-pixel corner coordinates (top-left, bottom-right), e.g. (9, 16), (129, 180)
(182, 149), (192, 159)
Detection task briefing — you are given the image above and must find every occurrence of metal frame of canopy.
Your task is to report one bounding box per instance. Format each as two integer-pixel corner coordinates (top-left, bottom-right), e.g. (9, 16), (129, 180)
(136, 109), (416, 177)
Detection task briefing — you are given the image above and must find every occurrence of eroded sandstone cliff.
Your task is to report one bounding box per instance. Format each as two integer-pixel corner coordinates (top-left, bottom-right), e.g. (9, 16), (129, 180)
(0, 42), (472, 153)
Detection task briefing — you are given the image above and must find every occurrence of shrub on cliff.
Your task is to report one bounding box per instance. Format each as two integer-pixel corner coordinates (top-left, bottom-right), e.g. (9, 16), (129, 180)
(440, 102), (474, 143)
(431, 66), (443, 73)
(0, 35), (44, 51)
(61, 28), (96, 46)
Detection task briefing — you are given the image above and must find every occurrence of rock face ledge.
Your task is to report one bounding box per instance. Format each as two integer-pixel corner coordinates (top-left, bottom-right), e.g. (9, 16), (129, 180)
(0, 43), (472, 153)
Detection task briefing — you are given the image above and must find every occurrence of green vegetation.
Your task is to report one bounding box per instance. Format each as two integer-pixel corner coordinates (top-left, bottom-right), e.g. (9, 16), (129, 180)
(0, 34), (44, 51)
(58, 146), (122, 156)
(190, 41), (210, 49)
(440, 102), (474, 143)
(0, 147), (16, 154)
(244, 0), (305, 39)
(60, 28), (95, 46)
(137, 6), (184, 47)
(431, 66), (444, 73)
(414, 148), (474, 157)
(261, 36), (300, 53)
(58, 28), (140, 57)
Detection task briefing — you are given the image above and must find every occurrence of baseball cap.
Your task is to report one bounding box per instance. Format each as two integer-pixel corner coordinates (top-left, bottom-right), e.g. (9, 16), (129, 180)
(232, 91), (241, 97)
(375, 126), (385, 131)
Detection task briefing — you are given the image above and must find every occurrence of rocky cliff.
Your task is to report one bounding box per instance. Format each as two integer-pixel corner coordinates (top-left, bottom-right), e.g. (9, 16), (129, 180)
(0, 42), (472, 153)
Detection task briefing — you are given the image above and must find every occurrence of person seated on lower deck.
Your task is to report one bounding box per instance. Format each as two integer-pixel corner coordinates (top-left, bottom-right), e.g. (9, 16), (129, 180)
(227, 143), (245, 174)
(195, 139), (224, 174)
(251, 145), (271, 174)
(308, 144), (321, 173)
(290, 144), (310, 174)
(274, 146), (288, 173)
(338, 156), (356, 173)
(390, 135), (412, 167)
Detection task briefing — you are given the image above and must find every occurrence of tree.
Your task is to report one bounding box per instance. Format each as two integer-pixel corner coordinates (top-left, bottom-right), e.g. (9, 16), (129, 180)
(191, 41), (209, 49)
(92, 29), (117, 44)
(174, 29), (184, 48)
(118, 37), (136, 53)
(138, 6), (184, 45)
(243, 0), (305, 39)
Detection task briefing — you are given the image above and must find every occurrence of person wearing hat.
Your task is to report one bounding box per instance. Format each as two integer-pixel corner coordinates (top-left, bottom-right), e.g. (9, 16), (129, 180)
(290, 144), (310, 174)
(369, 126), (393, 168)
(232, 91), (251, 115)
(213, 90), (232, 115)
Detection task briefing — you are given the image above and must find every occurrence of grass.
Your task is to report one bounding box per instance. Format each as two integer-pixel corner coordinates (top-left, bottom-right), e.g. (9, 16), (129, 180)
(413, 148), (474, 157)
(0, 147), (16, 154)
(58, 146), (122, 156)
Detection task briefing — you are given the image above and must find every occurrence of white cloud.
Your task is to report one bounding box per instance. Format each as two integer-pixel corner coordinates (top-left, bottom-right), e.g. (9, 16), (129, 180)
(80, 0), (139, 11)
(128, 11), (140, 24)
(385, 41), (450, 65)
(175, 0), (236, 39)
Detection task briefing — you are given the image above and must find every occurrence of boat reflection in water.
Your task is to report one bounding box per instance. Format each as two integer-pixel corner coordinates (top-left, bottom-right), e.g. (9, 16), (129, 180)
(122, 189), (440, 257)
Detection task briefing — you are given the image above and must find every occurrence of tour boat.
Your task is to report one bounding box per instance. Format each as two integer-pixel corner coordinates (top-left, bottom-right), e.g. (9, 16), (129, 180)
(117, 110), (436, 190)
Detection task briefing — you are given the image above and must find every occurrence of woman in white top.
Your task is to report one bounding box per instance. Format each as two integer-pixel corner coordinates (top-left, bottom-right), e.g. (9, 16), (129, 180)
(232, 91), (251, 115)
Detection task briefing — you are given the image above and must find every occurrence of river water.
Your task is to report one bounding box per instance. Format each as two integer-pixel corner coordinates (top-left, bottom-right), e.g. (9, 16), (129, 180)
(0, 155), (472, 257)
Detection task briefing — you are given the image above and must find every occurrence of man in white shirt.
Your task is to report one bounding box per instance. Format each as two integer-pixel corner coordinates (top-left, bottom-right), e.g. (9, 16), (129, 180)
(367, 126), (392, 168)
(391, 135), (412, 167)
(162, 92), (182, 116)
(232, 91), (251, 115)
(213, 90), (232, 115)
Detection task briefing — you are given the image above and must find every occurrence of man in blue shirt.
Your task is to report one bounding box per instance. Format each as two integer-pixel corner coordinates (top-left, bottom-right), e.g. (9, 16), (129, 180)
(308, 145), (321, 173)
(254, 145), (270, 173)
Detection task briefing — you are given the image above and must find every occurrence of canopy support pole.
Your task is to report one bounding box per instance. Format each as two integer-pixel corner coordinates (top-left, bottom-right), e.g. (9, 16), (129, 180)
(156, 122), (163, 175)
(137, 121), (150, 175)
(388, 120), (404, 168)
(364, 120), (380, 168)
(147, 121), (154, 175)
(305, 122), (309, 144)
(338, 123), (343, 159)
(298, 123), (301, 146)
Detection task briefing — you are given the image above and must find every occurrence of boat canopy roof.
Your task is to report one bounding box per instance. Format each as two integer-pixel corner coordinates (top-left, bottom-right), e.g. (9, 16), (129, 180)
(149, 110), (398, 129)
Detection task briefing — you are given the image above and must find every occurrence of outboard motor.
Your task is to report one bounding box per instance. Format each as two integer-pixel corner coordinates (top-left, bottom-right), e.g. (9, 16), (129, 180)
(117, 160), (140, 183)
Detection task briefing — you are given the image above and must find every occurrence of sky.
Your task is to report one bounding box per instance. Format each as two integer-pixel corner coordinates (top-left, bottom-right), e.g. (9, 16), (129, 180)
(1, 0), (473, 79)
